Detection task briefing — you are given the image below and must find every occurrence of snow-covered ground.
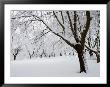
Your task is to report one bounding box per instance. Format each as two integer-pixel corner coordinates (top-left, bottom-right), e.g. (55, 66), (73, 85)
(10, 56), (100, 77)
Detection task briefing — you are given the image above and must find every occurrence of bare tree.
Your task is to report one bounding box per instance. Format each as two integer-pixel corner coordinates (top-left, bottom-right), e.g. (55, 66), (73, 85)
(12, 46), (22, 60)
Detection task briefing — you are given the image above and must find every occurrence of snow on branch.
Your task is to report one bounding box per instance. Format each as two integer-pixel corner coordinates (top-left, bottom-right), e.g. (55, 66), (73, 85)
(66, 11), (80, 43)
(81, 11), (91, 46)
(32, 14), (75, 48)
(53, 11), (65, 33)
(85, 44), (97, 53)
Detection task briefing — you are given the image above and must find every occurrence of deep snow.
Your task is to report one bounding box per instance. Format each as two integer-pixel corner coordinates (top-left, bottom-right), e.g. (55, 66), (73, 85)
(10, 56), (100, 77)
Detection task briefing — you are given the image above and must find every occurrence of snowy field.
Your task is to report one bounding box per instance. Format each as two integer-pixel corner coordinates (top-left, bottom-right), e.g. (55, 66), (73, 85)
(10, 56), (100, 77)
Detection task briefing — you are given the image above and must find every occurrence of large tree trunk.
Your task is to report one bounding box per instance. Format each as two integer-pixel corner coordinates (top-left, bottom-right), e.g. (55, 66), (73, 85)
(74, 44), (86, 73)
(77, 52), (86, 73)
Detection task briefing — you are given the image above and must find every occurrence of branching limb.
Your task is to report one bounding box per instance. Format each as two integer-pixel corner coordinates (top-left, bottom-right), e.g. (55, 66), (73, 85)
(81, 11), (91, 47)
(85, 44), (97, 53)
(59, 11), (64, 24)
(33, 14), (75, 48)
(53, 11), (65, 33)
(66, 11), (80, 43)
(66, 11), (74, 35)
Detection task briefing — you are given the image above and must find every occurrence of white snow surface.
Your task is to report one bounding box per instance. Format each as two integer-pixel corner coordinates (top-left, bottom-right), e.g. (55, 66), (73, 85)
(10, 56), (100, 77)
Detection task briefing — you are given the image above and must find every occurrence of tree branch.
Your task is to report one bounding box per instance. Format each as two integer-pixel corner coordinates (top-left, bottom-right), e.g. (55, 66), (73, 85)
(85, 44), (96, 53)
(53, 11), (65, 33)
(66, 11), (74, 35)
(34, 31), (50, 44)
(33, 14), (75, 48)
(74, 11), (80, 43)
(59, 11), (64, 24)
(16, 13), (75, 49)
(66, 11), (80, 43)
(81, 11), (91, 47)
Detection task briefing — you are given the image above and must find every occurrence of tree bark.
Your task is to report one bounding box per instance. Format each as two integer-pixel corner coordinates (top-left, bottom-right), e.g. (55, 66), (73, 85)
(74, 44), (86, 73)
(96, 52), (100, 63)
(78, 52), (86, 73)
(13, 55), (16, 60)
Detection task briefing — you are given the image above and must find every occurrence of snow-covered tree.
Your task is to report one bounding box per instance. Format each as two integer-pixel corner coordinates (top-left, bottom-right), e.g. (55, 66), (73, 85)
(11, 10), (100, 73)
